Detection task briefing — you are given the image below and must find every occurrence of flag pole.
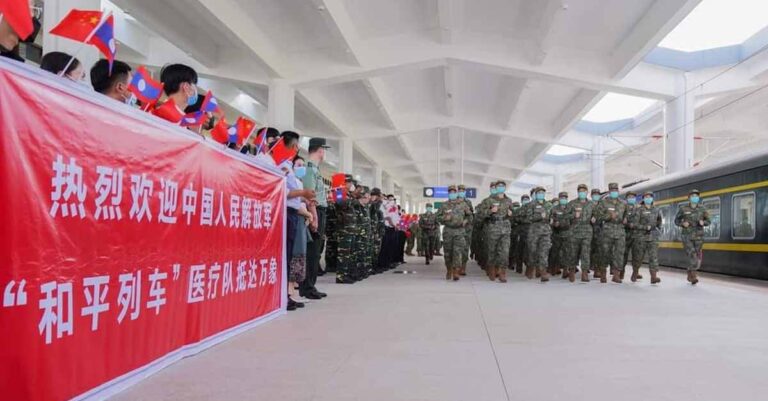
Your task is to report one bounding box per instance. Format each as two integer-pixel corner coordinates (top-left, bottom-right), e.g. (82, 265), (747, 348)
(58, 11), (113, 77)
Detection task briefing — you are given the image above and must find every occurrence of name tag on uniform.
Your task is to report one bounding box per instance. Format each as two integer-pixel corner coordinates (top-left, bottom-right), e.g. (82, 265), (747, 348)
(556, 211), (563, 215)
(576, 208), (582, 212)
(535, 205), (542, 210)
(608, 208), (615, 211)
(684, 212), (691, 215)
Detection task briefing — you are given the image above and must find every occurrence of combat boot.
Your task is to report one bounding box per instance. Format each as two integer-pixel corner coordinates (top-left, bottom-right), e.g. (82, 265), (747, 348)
(593, 268), (602, 279)
(581, 269), (590, 282)
(631, 267), (639, 282)
(459, 265), (467, 276)
(498, 268), (507, 283)
(540, 269), (550, 282)
(524, 266), (534, 280)
(561, 269), (568, 279)
(568, 269), (576, 283)
(515, 264), (523, 274)
(611, 269), (622, 283)
(689, 271), (699, 285)
(619, 269), (625, 280)
(446, 268), (452, 280)
(487, 266), (497, 281)
(535, 269), (541, 278)
(453, 268), (460, 281)
(650, 270), (661, 284)
(599, 267), (607, 283)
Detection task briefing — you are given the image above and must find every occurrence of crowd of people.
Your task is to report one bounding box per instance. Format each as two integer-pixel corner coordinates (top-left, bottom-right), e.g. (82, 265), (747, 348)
(413, 182), (711, 286)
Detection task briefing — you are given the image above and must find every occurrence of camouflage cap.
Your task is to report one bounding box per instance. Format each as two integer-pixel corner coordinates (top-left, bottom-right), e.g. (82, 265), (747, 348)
(489, 182), (497, 188)
(448, 184), (457, 192)
(558, 191), (568, 198)
(344, 174), (354, 182)
(512, 201), (521, 206)
(577, 183), (588, 191)
(591, 188), (601, 195)
(359, 186), (370, 195)
(458, 184), (466, 190)
(626, 190), (637, 197)
(521, 194), (530, 200)
(371, 187), (382, 196)
(529, 187), (536, 195)
(533, 186), (546, 193)
(495, 180), (507, 186)
(643, 191), (653, 197)
(689, 189), (700, 196)
(426, 203), (433, 207)
(608, 182), (619, 190)
(551, 197), (559, 203)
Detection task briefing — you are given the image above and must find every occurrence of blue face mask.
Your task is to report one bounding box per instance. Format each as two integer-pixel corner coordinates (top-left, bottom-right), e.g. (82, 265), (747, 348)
(449, 193), (458, 200)
(293, 166), (306, 178)
(490, 188), (497, 195)
(496, 186), (506, 194)
(536, 193), (545, 201)
(578, 192), (587, 200)
(592, 194), (601, 201)
(644, 197), (653, 205)
(690, 195), (700, 204)
(458, 191), (466, 198)
(426, 207), (433, 213)
(186, 85), (199, 107)
(522, 199), (530, 205)
(559, 198), (567, 205)
(627, 197), (636, 205)
(610, 191), (619, 199)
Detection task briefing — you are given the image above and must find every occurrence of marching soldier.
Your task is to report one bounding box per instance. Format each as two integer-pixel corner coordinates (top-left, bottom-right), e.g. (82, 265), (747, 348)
(514, 194), (532, 275)
(631, 192), (663, 283)
(477, 180), (514, 283)
(568, 184), (594, 282)
(474, 182), (498, 270)
(526, 187), (553, 282)
(508, 201), (521, 272)
(458, 184), (474, 276)
(419, 203), (439, 265)
(622, 190), (640, 280)
(589, 188), (603, 279)
(548, 196), (561, 276)
(437, 185), (472, 281)
(674, 189), (711, 285)
(550, 192), (574, 281)
(594, 182), (627, 283)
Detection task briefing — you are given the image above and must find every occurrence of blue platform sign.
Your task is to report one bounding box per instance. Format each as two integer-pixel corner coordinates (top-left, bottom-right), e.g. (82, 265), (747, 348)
(423, 186), (477, 199)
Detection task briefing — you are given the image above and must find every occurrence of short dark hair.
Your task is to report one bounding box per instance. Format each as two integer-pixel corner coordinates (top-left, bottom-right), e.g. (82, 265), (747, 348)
(40, 52), (80, 75)
(160, 63), (198, 95)
(281, 131), (300, 147)
(90, 59), (132, 94)
(292, 155), (304, 164)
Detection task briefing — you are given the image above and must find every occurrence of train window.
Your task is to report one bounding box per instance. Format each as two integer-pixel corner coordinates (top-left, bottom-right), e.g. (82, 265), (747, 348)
(672, 202), (687, 241)
(658, 205), (671, 241)
(732, 193), (756, 240)
(702, 197), (720, 239)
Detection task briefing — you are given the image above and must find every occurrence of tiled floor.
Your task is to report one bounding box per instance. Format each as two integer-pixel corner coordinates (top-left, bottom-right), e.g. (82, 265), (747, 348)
(112, 257), (768, 401)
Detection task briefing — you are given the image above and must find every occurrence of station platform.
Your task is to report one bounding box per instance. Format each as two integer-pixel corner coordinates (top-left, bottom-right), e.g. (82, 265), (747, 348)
(113, 257), (768, 401)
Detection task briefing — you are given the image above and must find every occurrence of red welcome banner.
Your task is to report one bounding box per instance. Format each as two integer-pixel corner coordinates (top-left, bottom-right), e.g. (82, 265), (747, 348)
(0, 62), (286, 401)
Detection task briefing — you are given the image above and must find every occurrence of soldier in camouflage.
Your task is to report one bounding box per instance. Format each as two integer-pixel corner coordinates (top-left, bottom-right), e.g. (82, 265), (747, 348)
(631, 191), (663, 284)
(437, 185), (472, 281)
(514, 194), (532, 275)
(356, 187), (373, 279)
(473, 182), (497, 271)
(568, 184), (594, 282)
(369, 188), (385, 274)
(594, 182), (627, 283)
(508, 201), (521, 272)
(550, 191), (575, 281)
(674, 189), (711, 285)
(336, 175), (358, 284)
(477, 180), (514, 283)
(458, 184), (474, 276)
(419, 203), (439, 265)
(589, 188), (603, 279)
(325, 197), (338, 274)
(526, 187), (553, 282)
(621, 190), (640, 281)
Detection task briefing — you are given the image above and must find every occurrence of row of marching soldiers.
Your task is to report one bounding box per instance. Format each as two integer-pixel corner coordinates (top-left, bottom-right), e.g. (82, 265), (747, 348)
(325, 174), (405, 284)
(460, 181), (710, 285)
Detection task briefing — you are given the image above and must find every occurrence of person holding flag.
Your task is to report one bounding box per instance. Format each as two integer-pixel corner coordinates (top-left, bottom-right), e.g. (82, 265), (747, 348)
(90, 59), (133, 104)
(129, 65), (163, 109)
(154, 63), (198, 124)
(0, 0), (35, 55)
(39, 51), (84, 82)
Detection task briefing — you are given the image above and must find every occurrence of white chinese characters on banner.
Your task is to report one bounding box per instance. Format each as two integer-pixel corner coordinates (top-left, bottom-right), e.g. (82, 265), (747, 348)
(50, 155), (87, 219)
(158, 178), (179, 224)
(94, 165), (124, 221)
(81, 276), (110, 331)
(117, 271), (141, 323)
(38, 281), (74, 344)
(129, 173), (154, 222)
(147, 268), (168, 315)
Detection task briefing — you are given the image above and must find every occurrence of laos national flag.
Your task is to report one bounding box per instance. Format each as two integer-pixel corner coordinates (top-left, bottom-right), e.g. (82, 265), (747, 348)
(333, 187), (346, 204)
(253, 127), (269, 154)
(90, 15), (116, 73)
(200, 91), (221, 114)
(129, 65), (163, 105)
(180, 111), (207, 127)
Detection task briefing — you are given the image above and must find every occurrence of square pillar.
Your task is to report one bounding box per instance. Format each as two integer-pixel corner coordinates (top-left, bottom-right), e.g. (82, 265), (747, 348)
(268, 79), (295, 132)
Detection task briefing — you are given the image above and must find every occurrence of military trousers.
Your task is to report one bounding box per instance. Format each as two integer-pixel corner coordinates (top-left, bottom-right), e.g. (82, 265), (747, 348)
(422, 231), (438, 261)
(622, 234), (635, 271)
(462, 227), (472, 266)
(443, 227), (466, 269)
(590, 234), (602, 270)
(632, 239), (659, 271)
(552, 233), (571, 270)
(681, 235), (703, 271)
(570, 236), (591, 269)
(600, 234), (626, 271)
(527, 228), (552, 268)
(485, 221), (511, 268)
(515, 226), (529, 270)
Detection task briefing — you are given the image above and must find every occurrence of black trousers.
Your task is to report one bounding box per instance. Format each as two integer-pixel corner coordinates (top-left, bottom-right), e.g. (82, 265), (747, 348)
(300, 206), (326, 294)
(378, 227), (396, 269)
(286, 208), (298, 282)
(397, 230), (407, 263)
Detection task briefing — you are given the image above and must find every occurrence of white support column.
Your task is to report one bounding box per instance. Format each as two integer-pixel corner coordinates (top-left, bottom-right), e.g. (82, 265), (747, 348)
(664, 74), (695, 174)
(373, 165), (383, 189)
(591, 136), (605, 191)
(339, 138), (354, 174)
(384, 174), (395, 195)
(267, 79), (295, 132)
(43, 0), (101, 79)
(553, 171), (562, 195)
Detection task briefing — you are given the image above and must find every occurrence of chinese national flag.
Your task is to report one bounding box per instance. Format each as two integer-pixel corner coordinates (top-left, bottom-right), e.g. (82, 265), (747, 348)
(0, 0), (33, 40)
(210, 118), (229, 144)
(49, 9), (103, 42)
(270, 137), (298, 166)
(331, 173), (346, 188)
(151, 98), (184, 124)
(235, 117), (256, 145)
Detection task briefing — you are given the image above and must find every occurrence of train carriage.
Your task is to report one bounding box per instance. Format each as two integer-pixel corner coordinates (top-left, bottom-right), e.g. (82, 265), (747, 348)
(626, 149), (768, 280)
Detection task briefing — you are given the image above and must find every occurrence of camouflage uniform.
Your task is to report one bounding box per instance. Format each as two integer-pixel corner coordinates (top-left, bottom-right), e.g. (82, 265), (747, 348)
(674, 189), (711, 284)
(352, 198), (369, 281)
(419, 207), (439, 265)
(336, 189), (358, 284)
(567, 185), (594, 282)
(477, 186), (514, 282)
(413, 221), (424, 256)
(474, 189), (496, 269)
(406, 220), (417, 255)
(589, 189), (603, 278)
(622, 192), (640, 279)
(631, 193), (663, 283)
(513, 196), (532, 274)
(508, 202), (521, 272)
(458, 185), (474, 275)
(550, 193), (575, 281)
(547, 198), (561, 276)
(594, 183), (627, 283)
(437, 189), (472, 281)
(526, 188), (553, 282)
(369, 197), (385, 273)
(325, 202), (338, 273)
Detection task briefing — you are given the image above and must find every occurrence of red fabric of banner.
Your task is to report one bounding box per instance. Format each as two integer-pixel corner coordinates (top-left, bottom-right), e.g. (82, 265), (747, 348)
(0, 66), (285, 401)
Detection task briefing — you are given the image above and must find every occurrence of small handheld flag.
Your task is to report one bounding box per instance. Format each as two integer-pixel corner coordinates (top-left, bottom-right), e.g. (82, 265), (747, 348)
(0, 0), (34, 40)
(235, 117), (256, 145)
(129, 65), (163, 105)
(253, 127), (269, 154)
(210, 118), (230, 144)
(270, 137), (298, 166)
(200, 90), (221, 114)
(90, 15), (116, 72)
(180, 111), (208, 127)
(152, 99), (184, 124)
(49, 10), (116, 72)
(332, 187), (347, 204)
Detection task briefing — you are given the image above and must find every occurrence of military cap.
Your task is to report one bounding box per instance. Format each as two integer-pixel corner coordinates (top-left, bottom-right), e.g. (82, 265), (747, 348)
(458, 184), (466, 190)
(689, 189), (700, 196)
(577, 184), (588, 191)
(308, 137), (331, 150)
(426, 203), (433, 207)
(371, 187), (382, 196)
(643, 191), (653, 197)
(558, 191), (568, 198)
(533, 186), (546, 193)
(512, 201), (521, 206)
(495, 180), (507, 186)
(521, 194), (530, 200)
(608, 182), (619, 190)
(489, 182), (497, 188)
(626, 190), (637, 197)
(359, 186), (370, 195)
(344, 174), (354, 182)
(591, 188), (601, 195)
(551, 197), (559, 203)
(447, 184), (457, 192)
